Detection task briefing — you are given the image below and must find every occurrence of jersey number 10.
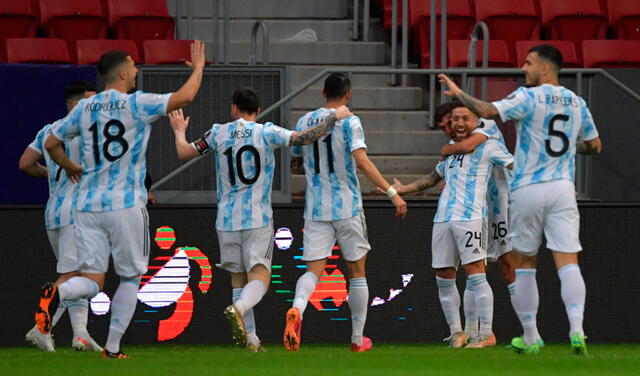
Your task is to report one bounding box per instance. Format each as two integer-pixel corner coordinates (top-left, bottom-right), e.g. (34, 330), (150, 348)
(223, 145), (261, 186)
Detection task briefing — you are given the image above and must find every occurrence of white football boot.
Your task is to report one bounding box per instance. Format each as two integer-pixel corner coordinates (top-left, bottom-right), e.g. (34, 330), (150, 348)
(25, 326), (55, 352)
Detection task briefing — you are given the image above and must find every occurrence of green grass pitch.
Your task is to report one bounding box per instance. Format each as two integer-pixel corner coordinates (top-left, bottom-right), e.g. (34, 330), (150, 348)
(2, 344), (639, 376)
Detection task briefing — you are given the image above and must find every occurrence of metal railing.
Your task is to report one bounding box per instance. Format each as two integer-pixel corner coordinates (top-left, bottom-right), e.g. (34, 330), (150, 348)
(352, 0), (371, 41)
(151, 67), (640, 194)
(176, 0), (227, 64)
(249, 21), (269, 65)
(466, 21), (490, 100)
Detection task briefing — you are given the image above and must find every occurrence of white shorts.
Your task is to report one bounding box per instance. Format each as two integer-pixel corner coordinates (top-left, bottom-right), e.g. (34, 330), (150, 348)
(216, 225), (274, 273)
(431, 219), (486, 268)
(509, 180), (582, 256)
(302, 212), (371, 262)
(486, 213), (511, 262)
(74, 200), (150, 277)
(46, 224), (80, 274)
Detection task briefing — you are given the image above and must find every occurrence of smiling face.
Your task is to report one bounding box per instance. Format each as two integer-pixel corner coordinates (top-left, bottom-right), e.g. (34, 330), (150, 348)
(450, 106), (478, 141)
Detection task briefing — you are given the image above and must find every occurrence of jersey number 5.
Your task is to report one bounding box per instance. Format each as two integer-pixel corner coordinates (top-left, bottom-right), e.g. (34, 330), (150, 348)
(89, 119), (129, 165)
(545, 114), (570, 157)
(223, 145), (261, 186)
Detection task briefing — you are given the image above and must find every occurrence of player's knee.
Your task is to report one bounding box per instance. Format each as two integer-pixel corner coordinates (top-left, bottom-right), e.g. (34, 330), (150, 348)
(463, 260), (485, 275)
(120, 276), (142, 286)
(345, 260), (366, 279)
(435, 268), (456, 279)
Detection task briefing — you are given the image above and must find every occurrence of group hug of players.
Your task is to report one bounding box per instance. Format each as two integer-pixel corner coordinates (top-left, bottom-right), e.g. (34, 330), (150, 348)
(20, 40), (601, 357)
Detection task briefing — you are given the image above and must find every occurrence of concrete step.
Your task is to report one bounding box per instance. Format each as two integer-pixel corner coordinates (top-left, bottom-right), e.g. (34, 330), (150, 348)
(291, 87), (423, 111)
(207, 41), (385, 65)
(369, 155), (440, 175)
(364, 131), (449, 155)
(178, 19), (384, 42)
(291, 174), (442, 197)
(170, 0), (348, 19)
(289, 111), (431, 132)
(291, 65), (394, 87)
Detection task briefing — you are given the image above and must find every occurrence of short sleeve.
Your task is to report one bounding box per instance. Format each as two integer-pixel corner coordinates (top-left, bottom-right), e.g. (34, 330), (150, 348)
(492, 87), (535, 122)
(132, 91), (172, 123)
(435, 161), (445, 177)
(348, 116), (367, 152)
(578, 98), (599, 141)
(28, 126), (49, 155)
(51, 104), (82, 141)
(290, 117), (305, 157)
(472, 119), (498, 140)
(488, 140), (514, 168)
(263, 122), (294, 150)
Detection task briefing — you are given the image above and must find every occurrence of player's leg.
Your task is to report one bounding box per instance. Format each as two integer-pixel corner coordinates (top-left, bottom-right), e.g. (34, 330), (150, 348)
(509, 184), (545, 353)
(229, 273), (261, 351)
(337, 212), (372, 351)
(284, 219), (334, 351)
(432, 222), (465, 347)
(463, 278), (478, 339)
(103, 202), (150, 358)
(545, 180), (587, 355)
(217, 230), (249, 347)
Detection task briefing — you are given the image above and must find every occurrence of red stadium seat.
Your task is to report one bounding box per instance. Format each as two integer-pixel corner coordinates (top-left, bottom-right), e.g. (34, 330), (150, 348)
(515, 40), (581, 68)
(107, 0), (175, 56)
(5, 37), (71, 64)
(538, 0), (607, 58)
(607, 0), (640, 40)
(582, 39), (640, 68)
(0, 0), (38, 62)
(39, 0), (107, 62)
(380, 0), (405, 30)
(143, 40), (194, 65)
(448, 40), (513, 67)
(76, 39), (141, 65)
(473, 0), (541, 59)
(409, 0), (476, 68)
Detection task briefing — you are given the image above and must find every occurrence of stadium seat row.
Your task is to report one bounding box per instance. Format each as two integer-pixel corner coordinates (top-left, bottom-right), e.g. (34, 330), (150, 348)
(0, 0), (174, 62)
(375, 0), (640, 67)
(4, 38), (195, 66)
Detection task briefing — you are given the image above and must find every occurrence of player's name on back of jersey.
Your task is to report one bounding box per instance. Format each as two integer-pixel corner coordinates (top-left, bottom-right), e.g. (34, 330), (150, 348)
(231, 128), (252, 140)
(536, 94), (579, 108)
(84, 100), (128, 112)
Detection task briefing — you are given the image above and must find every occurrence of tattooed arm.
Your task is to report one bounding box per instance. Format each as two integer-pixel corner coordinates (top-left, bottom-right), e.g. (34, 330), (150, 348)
(289, 105), (352, 146)
(438, 74), (500, 119)
(576, 137), (602, 155)
(391, 170), (442, 194)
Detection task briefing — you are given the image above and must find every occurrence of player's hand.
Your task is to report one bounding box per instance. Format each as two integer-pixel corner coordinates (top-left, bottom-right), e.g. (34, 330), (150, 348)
(186, 40), (205, 70)
(169, 109), (190, 133)
(391, 177), (404, 194)
(66, 163), (82, 183)
(391, 194), (407, 218)
(438, 182), (446, 192)
(438, 74), (461, 97)
(334, 105), (353, 120)
(147, 191), (158, 205)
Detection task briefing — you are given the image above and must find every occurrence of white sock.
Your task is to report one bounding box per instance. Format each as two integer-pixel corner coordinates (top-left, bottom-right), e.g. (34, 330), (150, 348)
(514, 269), (539, 345)
(51, 301), (68, 327)
(468, 273), (494, 337)
(105, 277), (141, 353)
(507, 282), (516, 312)
(436, 277), (462, 335)
(558, 264), (586, 338)
(348, 278), (369, 346)
(67, 299), (90, 338)
(57, 276), (100, 301)
(233, 288), (259, 344)
(463, 280), (478, 337)
(292, 272), (318, 319)
(234, 280), (267, 316)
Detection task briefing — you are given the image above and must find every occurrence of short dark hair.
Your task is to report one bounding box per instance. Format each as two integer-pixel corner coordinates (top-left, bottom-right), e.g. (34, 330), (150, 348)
(324, 73), (351, 100)
(435, 101), (466, 123)
(528, 44), (563, 71)
(232, 87), (260, 114)
(97, 50), (130, 82)
(64, 80), (95, 110)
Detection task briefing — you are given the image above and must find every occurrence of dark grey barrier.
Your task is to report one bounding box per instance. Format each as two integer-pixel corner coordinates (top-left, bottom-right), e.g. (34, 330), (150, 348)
(1, 201), (638, 347)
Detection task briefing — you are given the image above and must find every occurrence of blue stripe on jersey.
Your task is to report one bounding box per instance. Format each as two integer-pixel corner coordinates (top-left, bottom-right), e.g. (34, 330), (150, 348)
(222, 121), (239, 231)
(241, 140), (256, 229)
(343, 120), (360, 217)
(83, 102), (102, 211)
(442, 162), (459, 220)
(462, 143), (484, 219)
(512, 103), (535, 191)
(261, 149), (274, 226)
(309, 110), (325, 219)
(124, 98), (144, 207)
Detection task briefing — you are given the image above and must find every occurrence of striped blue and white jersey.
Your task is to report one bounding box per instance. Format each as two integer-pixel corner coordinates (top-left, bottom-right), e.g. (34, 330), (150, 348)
(52, 89), (171, 212)
(434, 139), (514, 223)
(473, 119), (512, 218)
(291, 108), (366, 221)
(28, 122), (80, 230)
(492, 84), (599, 191)
(197, 118), (293, 232)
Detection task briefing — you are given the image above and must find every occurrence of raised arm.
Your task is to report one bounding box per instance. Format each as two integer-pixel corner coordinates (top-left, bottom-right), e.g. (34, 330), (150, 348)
(44, 135), (82, 182)
(168, 109), (200, 160)
(576, 137), (602, 155)
(288, 105), (352, 146)
(166, 41), (206, 112)
(392, 170), (442, 195)
(438, 74), (500, 119)
(18, 147), (48, 178)
(440, 132), (488, 157)
(352, 148), (407, 218)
